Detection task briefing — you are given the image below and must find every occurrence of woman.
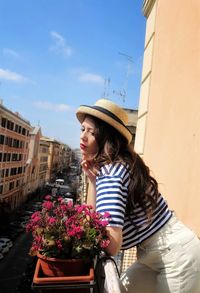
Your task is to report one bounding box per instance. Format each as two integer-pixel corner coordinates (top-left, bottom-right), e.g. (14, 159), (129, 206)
(76, 98), (200, 293)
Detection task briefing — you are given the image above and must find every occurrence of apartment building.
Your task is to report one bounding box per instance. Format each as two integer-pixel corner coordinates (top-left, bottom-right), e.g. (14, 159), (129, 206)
(25, 126), (42, 200)
(0, 102), (32, 210)
(40, 136), (62, 183)
(39, 139), (50, 187)
(59, 143), (72, 174)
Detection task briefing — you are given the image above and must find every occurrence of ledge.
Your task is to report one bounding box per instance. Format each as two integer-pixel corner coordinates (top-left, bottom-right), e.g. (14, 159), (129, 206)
(143, 0), (156, 17)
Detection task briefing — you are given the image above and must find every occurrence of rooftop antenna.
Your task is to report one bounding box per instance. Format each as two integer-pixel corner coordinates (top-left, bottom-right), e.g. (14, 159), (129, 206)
(102, 77), (111, 99)
(113, 52), (133, 104)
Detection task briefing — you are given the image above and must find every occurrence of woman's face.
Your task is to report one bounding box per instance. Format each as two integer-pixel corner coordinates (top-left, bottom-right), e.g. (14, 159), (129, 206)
(80, 116), (98, 160)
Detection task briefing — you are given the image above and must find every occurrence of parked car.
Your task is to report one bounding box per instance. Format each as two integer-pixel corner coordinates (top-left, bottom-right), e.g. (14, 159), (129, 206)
(23, 210), (34, 216)
(0, 237), (13, 248)
(0, 243), (9, 254)
(55, 178), (65, 185)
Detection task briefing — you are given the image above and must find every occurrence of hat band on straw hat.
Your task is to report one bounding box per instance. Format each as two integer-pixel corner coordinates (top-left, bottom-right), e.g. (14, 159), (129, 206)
(81, 104), (132, 134)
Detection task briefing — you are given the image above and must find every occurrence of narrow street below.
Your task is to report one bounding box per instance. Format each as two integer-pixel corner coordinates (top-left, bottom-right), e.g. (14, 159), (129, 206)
(0, 232), (33, 293)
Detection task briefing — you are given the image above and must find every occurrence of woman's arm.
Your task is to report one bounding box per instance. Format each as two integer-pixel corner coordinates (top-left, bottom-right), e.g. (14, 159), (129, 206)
(105, 227), (122, 256)
(81, 157), (97, 208)
(87, 179), (96, 208)
(81, 159), (124, 255)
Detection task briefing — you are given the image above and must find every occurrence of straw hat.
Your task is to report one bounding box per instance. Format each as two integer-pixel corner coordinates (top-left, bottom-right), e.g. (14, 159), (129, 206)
(76, 99), (132, 144)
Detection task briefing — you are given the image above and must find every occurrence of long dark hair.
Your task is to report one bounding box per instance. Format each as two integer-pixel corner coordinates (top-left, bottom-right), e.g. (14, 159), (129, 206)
(89, 115), (159, 221)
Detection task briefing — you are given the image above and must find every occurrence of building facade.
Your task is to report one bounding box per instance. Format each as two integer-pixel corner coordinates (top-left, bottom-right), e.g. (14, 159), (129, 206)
(40, 137), (72, 184)
(0, 102), (32, 209)
(38, 139), (50, 187)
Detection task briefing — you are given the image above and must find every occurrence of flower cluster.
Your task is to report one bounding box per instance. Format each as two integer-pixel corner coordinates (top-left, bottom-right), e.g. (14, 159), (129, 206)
(26, 195), (110, 259)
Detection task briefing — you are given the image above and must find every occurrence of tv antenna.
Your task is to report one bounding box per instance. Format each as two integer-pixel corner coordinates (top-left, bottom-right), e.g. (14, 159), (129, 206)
(113, 52), (133, 103)
(102, 77), (111, 99)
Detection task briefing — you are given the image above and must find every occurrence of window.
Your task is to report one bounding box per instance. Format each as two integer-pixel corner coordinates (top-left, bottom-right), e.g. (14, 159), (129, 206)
(9, 181), (14, 190)
(7, 120), (14, 131)
(10, 121), (14, 130)
(3, 153), (7, 162)
(0, 185), (3, 194)
(5, 169), (9, 177)
(1, 169), (5, 178)
(10, 168), (17, 176)
(5, 136), (13, 147)
(16, 180), (20, 187)
(0, 135), (5, 144)
(7, 153), (11, 162)
(1, 117), (6, 127)
(12, 153), (17, 161)
(15, 124), (19, 132)
(13, 139), (20, 148)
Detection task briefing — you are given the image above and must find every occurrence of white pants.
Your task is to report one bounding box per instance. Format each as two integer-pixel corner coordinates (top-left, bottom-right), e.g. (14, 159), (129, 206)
(120, 213), (200, 293)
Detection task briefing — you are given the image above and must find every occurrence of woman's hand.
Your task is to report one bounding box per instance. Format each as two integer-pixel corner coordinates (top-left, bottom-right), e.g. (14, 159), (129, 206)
(105, 227), (122, 256)
(81, 155), (97, 207)
(81, 155), (97, 183)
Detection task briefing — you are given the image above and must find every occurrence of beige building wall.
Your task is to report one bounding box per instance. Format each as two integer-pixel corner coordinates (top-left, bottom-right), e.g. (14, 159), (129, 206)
(25, 126), (41, 199)
(40, 137), (62, 183)
(135, 0), (200, 235)
(39, 139), (50, 187)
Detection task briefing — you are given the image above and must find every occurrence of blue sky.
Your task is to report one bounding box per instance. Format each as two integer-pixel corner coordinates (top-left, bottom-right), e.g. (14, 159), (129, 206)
(0, 0), (146, 148)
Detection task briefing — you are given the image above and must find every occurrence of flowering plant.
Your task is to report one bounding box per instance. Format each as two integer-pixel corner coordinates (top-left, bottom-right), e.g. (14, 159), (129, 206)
(26, 195), (110, 259)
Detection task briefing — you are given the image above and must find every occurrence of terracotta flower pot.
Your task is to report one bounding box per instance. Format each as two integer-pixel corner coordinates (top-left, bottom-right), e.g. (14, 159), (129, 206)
(37, 253), (88, 277)
(32, 259), (95, 293)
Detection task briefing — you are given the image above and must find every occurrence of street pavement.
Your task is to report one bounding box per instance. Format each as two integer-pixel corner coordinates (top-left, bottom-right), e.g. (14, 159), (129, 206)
(0, 232), (33, 293)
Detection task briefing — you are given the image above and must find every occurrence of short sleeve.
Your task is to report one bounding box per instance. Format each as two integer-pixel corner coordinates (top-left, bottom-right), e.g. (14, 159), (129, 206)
(96, 162), (130, 228)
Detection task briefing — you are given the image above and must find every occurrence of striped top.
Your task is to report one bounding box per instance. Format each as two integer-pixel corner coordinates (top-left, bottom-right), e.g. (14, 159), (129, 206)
(96, 162), (172, 250)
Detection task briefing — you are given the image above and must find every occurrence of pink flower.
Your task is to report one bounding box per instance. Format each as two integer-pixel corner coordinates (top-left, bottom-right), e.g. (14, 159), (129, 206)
(100, 239), (110, 248)
(67, 224), (83, 238)
(99, 220), (109, 227)
(44, 195), (51, 200)
(32, 215), (41, 223)
(48, 217), (57, 225)
(103, 212), (110, 218)
(26, 196), (110, 259)
(56, 240), (63, 250)
(31, 211), (41, 219)
(42, 201), (53, 210)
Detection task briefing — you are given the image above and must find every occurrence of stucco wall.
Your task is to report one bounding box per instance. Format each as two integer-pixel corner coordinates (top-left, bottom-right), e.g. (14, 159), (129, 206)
(136, 0), (200, 235)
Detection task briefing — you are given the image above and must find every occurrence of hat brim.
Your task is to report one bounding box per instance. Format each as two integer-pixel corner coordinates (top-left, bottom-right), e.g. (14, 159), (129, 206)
(76, 105), (132, 144)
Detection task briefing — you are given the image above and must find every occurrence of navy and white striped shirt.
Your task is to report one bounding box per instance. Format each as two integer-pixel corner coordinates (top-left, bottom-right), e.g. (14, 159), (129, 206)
(96, 162), (172, 250)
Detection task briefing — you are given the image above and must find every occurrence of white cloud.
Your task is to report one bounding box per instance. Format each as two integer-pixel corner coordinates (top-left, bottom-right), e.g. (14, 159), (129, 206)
(33, 101), (72, 112)
(0, 68), (26, 82)
(79, 73), (104, 84)
(50, 31), (73, 57)
(3, 48), (19, 58)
